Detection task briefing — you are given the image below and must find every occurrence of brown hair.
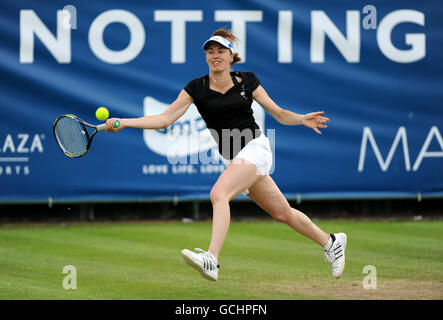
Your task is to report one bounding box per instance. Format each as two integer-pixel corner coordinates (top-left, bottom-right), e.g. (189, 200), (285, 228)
(210, 28), (242, 65)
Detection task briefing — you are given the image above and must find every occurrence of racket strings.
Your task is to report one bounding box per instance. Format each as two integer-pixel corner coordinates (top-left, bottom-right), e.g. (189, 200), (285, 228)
(55, 117), (89, 157)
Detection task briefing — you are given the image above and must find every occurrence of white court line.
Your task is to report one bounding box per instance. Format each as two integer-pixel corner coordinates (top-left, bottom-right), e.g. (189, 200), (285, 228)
(0, 157), (29, 162)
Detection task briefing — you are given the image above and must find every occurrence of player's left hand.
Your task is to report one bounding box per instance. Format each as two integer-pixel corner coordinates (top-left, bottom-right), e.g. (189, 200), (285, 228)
(302, 111), (330, 134)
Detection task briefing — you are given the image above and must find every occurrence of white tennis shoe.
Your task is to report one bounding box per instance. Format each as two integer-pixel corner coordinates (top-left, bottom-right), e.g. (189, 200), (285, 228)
(324, 233), (347, 279)
(181, 248), (220, 281)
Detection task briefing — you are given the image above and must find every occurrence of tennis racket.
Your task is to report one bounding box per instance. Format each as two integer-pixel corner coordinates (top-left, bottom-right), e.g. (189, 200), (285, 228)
(53, 114), (120, 158)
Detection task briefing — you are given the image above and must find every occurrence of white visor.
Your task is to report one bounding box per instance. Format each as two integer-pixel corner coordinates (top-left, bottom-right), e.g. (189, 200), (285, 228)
(202, 36), (234, 53)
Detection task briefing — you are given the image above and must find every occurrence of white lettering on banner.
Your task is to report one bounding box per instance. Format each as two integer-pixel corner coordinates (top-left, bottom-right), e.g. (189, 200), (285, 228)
(19, 9), (426, 64)
(278, 11), (293, 63)
(89, 10), (145, 64)
(1, 134), (44, 154)
(358, 126), (443, 172)
(0, 134), (44, 176)
(141, 164), (226, 175)
(214, 10), (263, 63)
(413, 126), (443, 171)
(17, 134), (29, 153)
(311, 11), (361, 63)
(154, 10), (203, 63)
(20, 10), (71, 63)
(377, 10), (425, 63)
(0, 166), (30, 176)
(358, 127), (410, 172)
(142, 164), (168, 175)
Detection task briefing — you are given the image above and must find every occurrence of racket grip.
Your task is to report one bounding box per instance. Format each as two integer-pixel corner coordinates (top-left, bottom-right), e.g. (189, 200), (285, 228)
(97, 123), (106, 131)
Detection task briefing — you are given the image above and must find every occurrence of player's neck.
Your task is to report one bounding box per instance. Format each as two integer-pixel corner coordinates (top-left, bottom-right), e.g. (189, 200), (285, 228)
(209, 70), (231, 83)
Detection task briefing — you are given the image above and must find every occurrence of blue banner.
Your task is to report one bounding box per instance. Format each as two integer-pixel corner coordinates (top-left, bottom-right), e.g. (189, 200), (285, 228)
(0, 0), (442, 203)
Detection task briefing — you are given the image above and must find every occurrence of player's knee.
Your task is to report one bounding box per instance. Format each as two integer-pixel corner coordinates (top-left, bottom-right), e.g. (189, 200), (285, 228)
(210, 188), (229, 205)
(271, 206), (292, 223)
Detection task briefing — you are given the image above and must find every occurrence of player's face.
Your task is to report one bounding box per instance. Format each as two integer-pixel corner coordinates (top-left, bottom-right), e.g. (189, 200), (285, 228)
(205, 44), (232, 73)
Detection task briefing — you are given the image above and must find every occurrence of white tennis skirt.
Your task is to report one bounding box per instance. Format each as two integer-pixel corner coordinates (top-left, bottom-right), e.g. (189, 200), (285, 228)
(222, 133), (273, 195)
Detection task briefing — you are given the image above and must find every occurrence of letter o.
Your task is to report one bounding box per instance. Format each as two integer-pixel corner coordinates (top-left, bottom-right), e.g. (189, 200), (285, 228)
(89, 10), (145, 64)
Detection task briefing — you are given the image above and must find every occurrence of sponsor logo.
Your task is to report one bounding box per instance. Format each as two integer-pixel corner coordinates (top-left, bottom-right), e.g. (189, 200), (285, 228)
(358, 126), (443, 172)
(141, 96), (269, 176)
(20, 8), (426, 64)
(143, 96), (265, 161)
(0, 133), (44, 176)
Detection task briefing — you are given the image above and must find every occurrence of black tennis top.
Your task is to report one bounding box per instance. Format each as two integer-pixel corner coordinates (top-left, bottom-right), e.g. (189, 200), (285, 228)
(184, 71), (262, 160)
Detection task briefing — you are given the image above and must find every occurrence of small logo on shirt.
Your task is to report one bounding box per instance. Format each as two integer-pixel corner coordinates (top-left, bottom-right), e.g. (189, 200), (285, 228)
(240, 90), (250, 100)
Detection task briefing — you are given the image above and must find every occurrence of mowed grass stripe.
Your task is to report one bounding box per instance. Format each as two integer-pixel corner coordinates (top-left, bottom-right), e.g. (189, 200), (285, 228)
(0, 220), (442, 299)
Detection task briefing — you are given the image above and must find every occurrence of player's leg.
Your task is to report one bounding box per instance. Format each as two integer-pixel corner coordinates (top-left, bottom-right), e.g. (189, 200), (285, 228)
(208, 158), (264, 259)
(181, 158), (264, 280)
(247, 175), (329, 246)
(247, 175), (347, 278)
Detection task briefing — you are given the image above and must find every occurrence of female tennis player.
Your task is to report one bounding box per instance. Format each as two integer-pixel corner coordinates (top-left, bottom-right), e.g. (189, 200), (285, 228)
(105, 28), (347, 281)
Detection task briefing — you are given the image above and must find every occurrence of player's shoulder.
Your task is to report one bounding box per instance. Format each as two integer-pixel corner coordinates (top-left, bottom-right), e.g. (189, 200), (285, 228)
(234, 71), (260, 90)
(184, 75), (207, 100)
(187, 74), (206, 86)
(234, 71), (258, 78)
(234, 71), (259, 83)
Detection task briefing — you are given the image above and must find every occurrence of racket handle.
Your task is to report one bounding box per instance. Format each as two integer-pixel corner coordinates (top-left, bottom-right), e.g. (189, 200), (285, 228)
(97, 120), (119, 132)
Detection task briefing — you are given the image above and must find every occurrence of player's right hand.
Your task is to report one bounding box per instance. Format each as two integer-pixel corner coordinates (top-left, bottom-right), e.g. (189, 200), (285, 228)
(105, 118), (124, 133)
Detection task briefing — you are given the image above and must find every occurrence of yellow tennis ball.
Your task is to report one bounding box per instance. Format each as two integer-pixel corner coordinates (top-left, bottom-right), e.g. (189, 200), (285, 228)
(95, 107), (109, 121)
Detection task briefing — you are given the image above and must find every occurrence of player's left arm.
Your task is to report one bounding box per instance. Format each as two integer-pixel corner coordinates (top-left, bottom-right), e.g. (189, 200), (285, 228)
(252, 85), (329, 134)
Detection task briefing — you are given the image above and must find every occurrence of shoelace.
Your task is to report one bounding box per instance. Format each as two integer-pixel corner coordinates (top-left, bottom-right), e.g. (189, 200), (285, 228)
(324, 244), (343, 264)
(194, 248), (219, 271)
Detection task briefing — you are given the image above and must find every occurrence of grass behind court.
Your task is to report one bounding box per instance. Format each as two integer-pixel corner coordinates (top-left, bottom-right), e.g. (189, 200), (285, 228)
(0, 219), (442, 300)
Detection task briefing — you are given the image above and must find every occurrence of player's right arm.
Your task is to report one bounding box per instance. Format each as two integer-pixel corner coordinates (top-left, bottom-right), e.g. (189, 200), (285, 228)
(105, 90), (193, 132)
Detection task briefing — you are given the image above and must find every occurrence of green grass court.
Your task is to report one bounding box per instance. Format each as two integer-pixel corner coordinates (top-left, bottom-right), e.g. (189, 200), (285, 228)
(0, 219), (442, 300)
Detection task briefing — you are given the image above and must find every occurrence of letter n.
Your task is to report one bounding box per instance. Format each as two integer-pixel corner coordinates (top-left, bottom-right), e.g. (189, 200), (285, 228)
(20, 10), (71, 63)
